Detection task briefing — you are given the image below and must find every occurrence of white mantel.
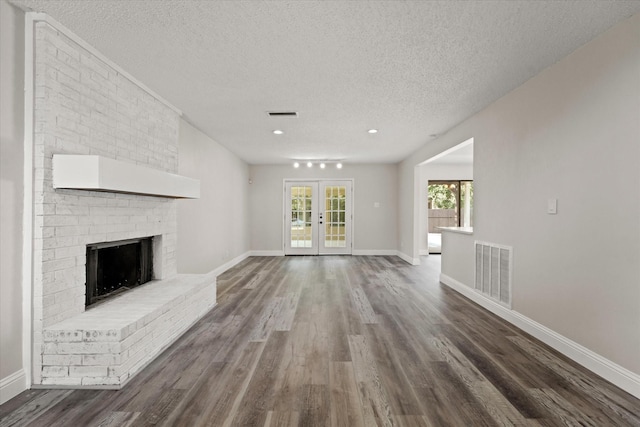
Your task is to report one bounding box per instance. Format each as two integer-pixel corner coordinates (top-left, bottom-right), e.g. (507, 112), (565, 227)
(53, 155), (200, 199)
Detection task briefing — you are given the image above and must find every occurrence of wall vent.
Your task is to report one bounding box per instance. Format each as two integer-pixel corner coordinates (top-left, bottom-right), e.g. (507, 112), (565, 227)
(267, 111), (298, 117)
(475, 241), (512, 308)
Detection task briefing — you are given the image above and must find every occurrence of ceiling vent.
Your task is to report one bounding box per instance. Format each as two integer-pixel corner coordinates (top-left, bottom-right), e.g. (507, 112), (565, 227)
(267, 111), (298, 117)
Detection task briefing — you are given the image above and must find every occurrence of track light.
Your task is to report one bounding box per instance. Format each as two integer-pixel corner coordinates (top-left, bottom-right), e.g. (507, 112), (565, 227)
(292, 160), (345, 168)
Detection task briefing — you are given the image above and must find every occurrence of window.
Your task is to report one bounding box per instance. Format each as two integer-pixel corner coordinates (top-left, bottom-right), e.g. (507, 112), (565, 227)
(427, 180), (473, 254)
(428, 180), (473, 228)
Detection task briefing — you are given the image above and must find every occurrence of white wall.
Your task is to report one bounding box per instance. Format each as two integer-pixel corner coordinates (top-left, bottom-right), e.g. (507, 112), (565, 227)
(418, 163), (473, 253)
(249, 164), (398, 253)
(177, 120), (250, 273)
(0, 0), (25, 402)
(400, 14), (640, 376)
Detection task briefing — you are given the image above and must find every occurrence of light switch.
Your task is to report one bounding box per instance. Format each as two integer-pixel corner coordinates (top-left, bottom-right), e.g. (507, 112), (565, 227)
(374, 202), (380, 208)
(547, 198), (557, 214)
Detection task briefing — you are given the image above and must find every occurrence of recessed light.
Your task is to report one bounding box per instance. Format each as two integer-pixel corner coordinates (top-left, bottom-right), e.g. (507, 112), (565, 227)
(320, 163), (326, 169)
(273, 130), (284, 135)
(293, 162), (299, 168)
(336, 163), (343, 169)
(307, 162), (313, 168)
(368, 129), (378, 134)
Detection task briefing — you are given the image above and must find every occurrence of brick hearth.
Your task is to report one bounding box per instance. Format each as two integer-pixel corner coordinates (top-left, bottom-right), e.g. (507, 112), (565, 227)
(41, 274), (215, 387)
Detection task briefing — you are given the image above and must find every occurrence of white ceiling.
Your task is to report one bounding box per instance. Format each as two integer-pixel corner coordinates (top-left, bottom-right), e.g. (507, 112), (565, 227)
(11, 1), (640, 165)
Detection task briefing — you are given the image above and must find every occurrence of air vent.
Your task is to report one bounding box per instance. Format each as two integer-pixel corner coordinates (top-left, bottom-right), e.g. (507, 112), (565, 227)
(267, 111), (298, 117)
(475, 241), (512, 308)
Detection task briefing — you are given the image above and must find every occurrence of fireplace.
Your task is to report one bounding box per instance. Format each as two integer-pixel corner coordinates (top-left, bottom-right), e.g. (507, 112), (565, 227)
(85, 237), (154, 307)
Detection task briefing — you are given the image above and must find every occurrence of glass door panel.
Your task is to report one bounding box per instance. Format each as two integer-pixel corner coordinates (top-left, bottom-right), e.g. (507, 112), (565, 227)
(285, 182), (318, 255)
(320, 181), (352, 254)
(290, 185), (313, 248)
(460, 180), (473, 228)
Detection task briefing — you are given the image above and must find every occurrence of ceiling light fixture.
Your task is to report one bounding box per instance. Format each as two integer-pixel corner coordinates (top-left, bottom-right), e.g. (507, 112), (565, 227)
(273, 129), (284, 135)
(292, 159), (345, 169)
(368, 129), (378, 134)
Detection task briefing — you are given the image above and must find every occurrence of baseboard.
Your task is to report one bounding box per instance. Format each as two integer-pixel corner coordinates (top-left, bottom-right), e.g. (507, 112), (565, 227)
(249, 250), (285, 257)
(249, 250), (406, 258)
(352, 249), (398, 256)
(210, 251), (251, 277)
(0, 369), (26, 405)
(397, 251), (421, 265)
(250, 250), (405, 257)
(439, 273), (640, 399)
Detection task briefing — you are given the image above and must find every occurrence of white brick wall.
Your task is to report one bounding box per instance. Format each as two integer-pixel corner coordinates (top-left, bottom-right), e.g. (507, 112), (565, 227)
(32, 21), (185, 386)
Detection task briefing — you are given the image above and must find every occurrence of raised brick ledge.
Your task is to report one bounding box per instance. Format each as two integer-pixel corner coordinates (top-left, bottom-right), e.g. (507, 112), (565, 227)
(41, 273), (216, 388)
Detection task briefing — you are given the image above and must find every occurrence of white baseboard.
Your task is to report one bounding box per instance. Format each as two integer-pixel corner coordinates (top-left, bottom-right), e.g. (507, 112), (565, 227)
(1, 369), (26, 405)
(352, 249), (398, 256)
(210, 251), (251, 277)
(439, 273), (640, 399)
(249, 250), (285, 257)
(249, 250), (407, 258)
(397, 251), (421, 265)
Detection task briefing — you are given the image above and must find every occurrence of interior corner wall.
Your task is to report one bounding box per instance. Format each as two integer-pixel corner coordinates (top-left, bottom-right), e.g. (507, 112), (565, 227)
(248, 164), (398, 253)
(419, 163), (473, 253)
(400, 14), (640, 374)
(177, 119), (250, 274)
(0, 0), (26, 398)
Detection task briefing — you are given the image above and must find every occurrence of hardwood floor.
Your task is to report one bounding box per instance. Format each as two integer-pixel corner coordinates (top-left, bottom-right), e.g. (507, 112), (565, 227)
(1, 255), (639, 426)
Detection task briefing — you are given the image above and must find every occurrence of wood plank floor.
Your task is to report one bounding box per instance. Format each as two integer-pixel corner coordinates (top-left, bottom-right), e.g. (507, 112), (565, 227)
(2, 256), (639, 426)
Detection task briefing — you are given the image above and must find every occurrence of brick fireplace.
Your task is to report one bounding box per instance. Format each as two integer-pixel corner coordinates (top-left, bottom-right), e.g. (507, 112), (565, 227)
(30, 16), (215, 387)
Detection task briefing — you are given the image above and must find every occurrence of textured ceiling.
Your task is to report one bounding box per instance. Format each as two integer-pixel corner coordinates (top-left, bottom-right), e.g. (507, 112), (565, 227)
(11, 1), (640, 164)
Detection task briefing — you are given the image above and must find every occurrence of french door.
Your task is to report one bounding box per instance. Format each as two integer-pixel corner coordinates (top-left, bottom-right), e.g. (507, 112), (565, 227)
(285, 180), (352, 255)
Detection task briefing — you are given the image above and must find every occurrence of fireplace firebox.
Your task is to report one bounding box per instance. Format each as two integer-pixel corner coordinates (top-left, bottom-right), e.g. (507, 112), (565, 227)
(85, 237), (154, 307)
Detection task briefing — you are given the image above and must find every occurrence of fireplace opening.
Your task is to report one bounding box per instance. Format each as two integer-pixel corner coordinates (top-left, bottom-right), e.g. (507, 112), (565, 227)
(86, 237), (154, 307)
